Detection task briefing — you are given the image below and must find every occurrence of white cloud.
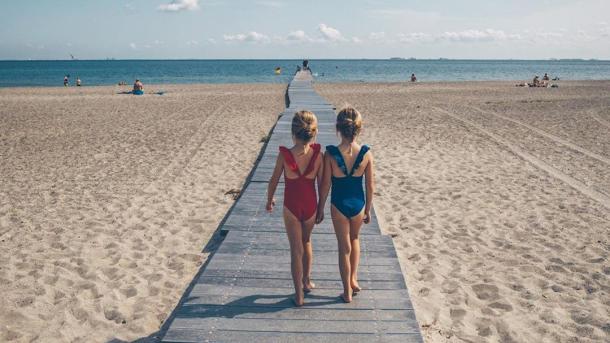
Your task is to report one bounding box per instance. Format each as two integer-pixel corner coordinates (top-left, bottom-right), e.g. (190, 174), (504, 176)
(287, 30), (314, 42)
(369, 32), (386, 40)
(534, 31), (564, 39)
(26, 43), (45, 50)
(223, 31), (270, 43)
(186, 40), (199, 46)
(393, 29), (524, 45)
(438, 29), (522, 42)
(158, 0), (199, 12)
(318, 24), (345, 42)
(397, 32), (432, 43)
(129, 42), (137, 50)
(124, 2), (135, 12)
(352, 37), (362, 43)
(207, 38), (217, 44)
(255, 1), (285, 8)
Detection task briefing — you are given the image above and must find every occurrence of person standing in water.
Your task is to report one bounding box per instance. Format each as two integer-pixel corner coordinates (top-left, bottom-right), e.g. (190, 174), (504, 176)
(410, 73), (417, 82)
(63, 75), (69, 87)
(317, 106), (375, 303)
(76, 77), (82, 87)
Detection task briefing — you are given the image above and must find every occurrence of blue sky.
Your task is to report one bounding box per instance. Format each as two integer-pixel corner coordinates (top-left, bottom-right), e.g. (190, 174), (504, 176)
(1, 0), (609, 60)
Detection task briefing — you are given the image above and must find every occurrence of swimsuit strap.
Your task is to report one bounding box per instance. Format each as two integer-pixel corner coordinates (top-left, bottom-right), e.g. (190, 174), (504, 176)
(350, 145), (370, 175)
(279, 146), (300, 176)
(326, 145), (349, 176)
(302, 144), (321, 176)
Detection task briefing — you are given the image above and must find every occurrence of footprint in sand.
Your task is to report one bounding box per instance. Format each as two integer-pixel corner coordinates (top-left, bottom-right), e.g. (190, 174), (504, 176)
(120, 286), (138, 298)
(472, 284), (500, 301)
(488, 301), (513, 313)
(104, 307), (126, 324)
(450, 308), (467, 324)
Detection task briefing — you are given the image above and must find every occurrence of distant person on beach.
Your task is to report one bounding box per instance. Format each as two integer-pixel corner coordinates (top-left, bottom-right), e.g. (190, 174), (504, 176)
(63, 75), (69, 87)
(317, 107), (375, 303)
(543, 73), (550, 81)
(133, 79), (144, 95)
(532, 75), (540, 86)
(76, 77), (81, 87)
(410, 73), (417, 82)
(266, 111), (323, 307)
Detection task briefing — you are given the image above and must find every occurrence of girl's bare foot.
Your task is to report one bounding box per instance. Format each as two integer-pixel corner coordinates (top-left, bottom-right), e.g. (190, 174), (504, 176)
(303, 279), (316, 293)
(293, 292), (304, 307)
(351, 280), (361, 293)
(340, 290), (353, 303)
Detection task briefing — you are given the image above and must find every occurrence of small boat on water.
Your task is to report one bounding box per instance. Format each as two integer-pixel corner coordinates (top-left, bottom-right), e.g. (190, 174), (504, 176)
(274, 67), (281, 75)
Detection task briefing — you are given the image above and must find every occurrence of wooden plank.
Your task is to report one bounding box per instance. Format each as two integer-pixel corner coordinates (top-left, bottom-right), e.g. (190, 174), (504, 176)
(168, 317), (420, 334)
(164, 330), (423, 343)
(175, 305), (417, 321)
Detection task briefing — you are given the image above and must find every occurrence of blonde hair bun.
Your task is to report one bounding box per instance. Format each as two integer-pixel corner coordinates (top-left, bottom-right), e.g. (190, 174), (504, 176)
(292, 110), (318, 142)
(336, 106), (362, 141)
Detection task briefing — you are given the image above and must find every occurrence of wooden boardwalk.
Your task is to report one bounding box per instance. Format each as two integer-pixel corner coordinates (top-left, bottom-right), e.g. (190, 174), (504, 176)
(160, 71), (424, 343)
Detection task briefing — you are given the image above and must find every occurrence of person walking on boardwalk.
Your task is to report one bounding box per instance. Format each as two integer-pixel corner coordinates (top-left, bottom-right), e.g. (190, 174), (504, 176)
(267, 111), (323, 307)
(316, 107), (375, 303)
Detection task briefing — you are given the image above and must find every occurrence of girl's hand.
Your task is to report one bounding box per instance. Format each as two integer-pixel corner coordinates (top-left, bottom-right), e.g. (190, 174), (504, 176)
(315, 210), (324, 224)
(266, 199), (275, 212)
(363, 210), (371, 224)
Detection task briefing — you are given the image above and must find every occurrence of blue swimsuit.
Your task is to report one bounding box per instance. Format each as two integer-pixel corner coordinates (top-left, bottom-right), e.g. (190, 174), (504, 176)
(327, 145), (370, 218)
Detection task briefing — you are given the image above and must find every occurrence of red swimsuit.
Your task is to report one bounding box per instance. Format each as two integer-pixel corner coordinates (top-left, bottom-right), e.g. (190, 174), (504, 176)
(280, 144), (320, 221)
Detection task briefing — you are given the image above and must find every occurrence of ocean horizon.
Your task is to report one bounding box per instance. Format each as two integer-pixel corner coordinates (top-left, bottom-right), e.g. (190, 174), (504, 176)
(1, 59), (610, 87)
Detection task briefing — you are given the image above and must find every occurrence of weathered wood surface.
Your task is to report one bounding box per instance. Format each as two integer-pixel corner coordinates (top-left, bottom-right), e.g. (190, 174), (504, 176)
(161, 71), (423, 343)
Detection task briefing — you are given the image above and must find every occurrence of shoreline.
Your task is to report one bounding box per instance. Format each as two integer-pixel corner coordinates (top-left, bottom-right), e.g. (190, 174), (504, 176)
(2, 79), (610, 90)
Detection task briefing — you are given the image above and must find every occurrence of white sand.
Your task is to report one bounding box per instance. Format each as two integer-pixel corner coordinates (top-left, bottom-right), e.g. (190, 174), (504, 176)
(0, 84), (285, 342)
(1, 81), (609, 342)
(317, 81), (610, 343)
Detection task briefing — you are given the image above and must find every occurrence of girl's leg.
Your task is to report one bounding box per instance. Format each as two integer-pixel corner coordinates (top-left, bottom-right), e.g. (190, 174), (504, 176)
(331, 205), (353, 303)
(349, 211), (365, 292)
(283, 209), (305, 306)
(301, 215), (316, 291)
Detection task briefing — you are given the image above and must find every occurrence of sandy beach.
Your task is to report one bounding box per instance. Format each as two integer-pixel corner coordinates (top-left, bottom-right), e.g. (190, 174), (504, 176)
(0, 84), (285, 342)
(317, 81), (610, 343)
(1, 80), (609, 343)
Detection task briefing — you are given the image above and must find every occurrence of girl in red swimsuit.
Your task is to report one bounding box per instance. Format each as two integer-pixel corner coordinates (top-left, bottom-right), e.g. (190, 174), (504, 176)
(267, 110), (323, 306)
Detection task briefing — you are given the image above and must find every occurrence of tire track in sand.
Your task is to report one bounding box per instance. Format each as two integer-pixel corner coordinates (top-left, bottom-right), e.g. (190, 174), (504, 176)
(432, 106), (610, 210)
(154, 101), (228, 181)
(589, 109), (610, 130)
(468, 105), (610, 165)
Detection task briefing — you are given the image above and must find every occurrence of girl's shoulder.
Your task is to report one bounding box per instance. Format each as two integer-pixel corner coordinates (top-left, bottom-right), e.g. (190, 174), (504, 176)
(310, 143), (322, 156)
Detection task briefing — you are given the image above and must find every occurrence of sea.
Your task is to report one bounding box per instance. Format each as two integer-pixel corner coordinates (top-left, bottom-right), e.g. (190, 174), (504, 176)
(1, 59), (610, 87)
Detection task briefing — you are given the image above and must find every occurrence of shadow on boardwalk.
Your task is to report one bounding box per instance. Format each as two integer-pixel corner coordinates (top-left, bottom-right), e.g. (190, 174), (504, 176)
(173, 293), (342, 319)
(111, 292), (341, 342)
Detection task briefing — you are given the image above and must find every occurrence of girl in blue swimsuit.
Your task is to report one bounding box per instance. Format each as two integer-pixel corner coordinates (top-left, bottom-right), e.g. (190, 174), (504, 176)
(317, 106), (375, 303)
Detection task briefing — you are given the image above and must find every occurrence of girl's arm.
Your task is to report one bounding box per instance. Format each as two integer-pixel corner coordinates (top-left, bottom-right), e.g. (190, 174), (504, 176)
(316, 152), (332, 223)
(266, 154), (284, 212)
(316, 153), (324, 191)
(363, 152), (375, 224)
